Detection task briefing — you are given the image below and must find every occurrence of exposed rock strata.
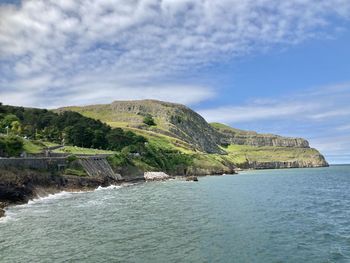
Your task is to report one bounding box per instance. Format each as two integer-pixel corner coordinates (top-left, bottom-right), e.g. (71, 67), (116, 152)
(248, 159), (329, 169)
(211, 123), (310, 148)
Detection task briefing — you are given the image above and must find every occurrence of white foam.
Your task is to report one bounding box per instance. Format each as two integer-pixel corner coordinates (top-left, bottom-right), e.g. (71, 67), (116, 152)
(95, 185), (122, 191)
(95, 182), (140, 191)
(0, 215), (11, 223)
(29, 189), (93, 205)
(0, 183), (141, 223)
(0, 208), (18, 223)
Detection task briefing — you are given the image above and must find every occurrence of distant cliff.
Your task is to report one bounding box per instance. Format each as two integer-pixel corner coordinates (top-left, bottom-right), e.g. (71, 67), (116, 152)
(58, 99), (328, 169)
(211, 123), (309, 148)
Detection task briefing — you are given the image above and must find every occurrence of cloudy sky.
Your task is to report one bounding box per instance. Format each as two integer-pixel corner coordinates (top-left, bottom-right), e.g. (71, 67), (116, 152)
(0, 0), (350, 163)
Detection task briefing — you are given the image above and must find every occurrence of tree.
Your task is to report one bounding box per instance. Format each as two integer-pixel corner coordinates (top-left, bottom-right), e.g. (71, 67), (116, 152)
(0, 136), (24, 157)
(92, 130), (108, 149)
(1, 114), (20, 129)
(11, 120), (22, 135)
(106, 128), (146, 151)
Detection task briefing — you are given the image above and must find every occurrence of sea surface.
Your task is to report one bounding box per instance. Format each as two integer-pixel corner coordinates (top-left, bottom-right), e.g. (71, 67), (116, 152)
(1, 165), (350, 263)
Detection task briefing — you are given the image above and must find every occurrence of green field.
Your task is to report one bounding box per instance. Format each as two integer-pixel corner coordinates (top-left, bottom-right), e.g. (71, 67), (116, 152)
(53, 146), (116, 155)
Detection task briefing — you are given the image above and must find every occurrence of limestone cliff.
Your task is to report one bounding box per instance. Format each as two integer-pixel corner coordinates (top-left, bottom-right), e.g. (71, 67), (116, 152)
(211, 123), (309, 148)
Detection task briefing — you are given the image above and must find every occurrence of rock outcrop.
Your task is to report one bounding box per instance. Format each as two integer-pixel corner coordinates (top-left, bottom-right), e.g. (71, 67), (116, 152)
(248, 159), (328, 169)
(144, 172), (171, 181)
(211, 123), (309, 148)
(186, 176), (198, 181)
(144, 172), (170, 181)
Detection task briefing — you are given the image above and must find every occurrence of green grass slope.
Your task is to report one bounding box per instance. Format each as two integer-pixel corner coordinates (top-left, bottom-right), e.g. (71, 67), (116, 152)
(58, 100), (328, 170)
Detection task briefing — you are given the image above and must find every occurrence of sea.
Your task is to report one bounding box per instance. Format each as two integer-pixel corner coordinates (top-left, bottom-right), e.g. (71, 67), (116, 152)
(1, 165), (350, 263)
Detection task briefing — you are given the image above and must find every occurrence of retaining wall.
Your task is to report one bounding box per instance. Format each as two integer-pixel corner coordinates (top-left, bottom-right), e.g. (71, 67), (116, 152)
(0, 157), (68, 170)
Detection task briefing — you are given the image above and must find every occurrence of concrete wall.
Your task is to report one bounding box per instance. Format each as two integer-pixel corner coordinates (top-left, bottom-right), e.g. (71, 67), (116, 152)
(0, 157), (68, 171)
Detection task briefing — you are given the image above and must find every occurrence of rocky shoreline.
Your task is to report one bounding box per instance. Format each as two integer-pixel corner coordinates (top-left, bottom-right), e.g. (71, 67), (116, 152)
(0, 169), (210, 219)
(0, 164), (328, 219)
(0, 168), (139, 219)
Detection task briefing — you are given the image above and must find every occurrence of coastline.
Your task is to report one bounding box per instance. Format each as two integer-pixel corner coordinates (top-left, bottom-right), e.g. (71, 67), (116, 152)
(0, 169), (231, 219)
(0, 163), (330, 220)
(0, 168), (144, 219)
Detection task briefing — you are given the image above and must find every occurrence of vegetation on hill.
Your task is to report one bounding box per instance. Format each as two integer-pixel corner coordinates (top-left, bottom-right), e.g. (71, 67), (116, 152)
(0, 135), (24, 157)
(59, 100), (328, 170)
(59, 100), (224, 154)
(108, 142), (193, 175)
(53, 146), (116, 155)
(143, 114), (156, 126)
(0, 103), (146, 156)
(0, 100), (328, 172)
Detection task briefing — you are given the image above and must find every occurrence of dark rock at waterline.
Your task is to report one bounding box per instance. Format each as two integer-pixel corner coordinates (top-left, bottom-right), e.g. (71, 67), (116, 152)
(0, 202), (6, 218)
(0, 183), (34, 203)
(0, 168), (123, 218)
(186, 176), (198, 182)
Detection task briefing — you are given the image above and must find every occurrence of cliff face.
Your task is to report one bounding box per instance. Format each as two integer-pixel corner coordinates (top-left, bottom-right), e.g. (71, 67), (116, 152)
(59, 99), (328, 169)
(248, 159), (328, 169)
(211, 123), (310, 148)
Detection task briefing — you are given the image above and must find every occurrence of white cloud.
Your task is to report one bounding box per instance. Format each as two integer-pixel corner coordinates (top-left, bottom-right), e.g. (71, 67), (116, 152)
(1, 0), (350, 107)
(56, 83), (215, 108)
(199, 83), (350, 123)
(336, 124), (350, 131)
(199, 103), (319, 123)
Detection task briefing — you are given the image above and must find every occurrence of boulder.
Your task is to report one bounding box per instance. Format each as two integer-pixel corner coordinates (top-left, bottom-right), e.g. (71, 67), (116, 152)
(144, 172), (170, 181)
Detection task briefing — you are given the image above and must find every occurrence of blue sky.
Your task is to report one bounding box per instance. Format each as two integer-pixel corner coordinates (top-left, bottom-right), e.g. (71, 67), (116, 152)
(0, 0), (350, 163)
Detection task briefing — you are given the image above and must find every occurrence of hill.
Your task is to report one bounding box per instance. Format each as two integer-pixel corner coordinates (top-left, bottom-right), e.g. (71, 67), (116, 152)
(58, 100), (328, 170)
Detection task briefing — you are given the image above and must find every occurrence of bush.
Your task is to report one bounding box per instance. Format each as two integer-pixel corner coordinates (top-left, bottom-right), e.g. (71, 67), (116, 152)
(0, 136), (24, 157)
(143, 114), (156, 126)
(107, 152), (131, 168)
(67, 155), (78, 163)
(137, 144), (193, 173)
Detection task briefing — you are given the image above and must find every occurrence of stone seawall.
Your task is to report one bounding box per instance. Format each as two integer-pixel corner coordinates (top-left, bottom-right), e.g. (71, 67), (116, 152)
(0, 157), (68, 171)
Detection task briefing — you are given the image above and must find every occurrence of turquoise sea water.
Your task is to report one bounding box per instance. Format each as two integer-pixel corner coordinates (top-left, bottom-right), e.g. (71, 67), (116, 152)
(1, 165), (350, 262)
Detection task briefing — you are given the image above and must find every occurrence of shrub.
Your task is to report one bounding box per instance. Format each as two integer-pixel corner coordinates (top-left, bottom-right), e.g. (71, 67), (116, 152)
(143, 114), (156, 126)
(0, 136), (24, 157)
(138, 144), (193, 173)
(67, 154), (78, 163)
(107, 152), (131, 168)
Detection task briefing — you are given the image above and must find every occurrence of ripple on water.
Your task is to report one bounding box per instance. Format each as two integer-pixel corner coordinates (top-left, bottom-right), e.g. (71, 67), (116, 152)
(1, 166), (350, 263)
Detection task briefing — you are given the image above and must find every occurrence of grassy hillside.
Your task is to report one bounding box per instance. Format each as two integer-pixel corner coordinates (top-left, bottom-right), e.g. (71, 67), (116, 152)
(58, 100), (328, 170)
(59, 100), (224, 154)
(223, 144), (326, 166)
(53, 146), (115, 155)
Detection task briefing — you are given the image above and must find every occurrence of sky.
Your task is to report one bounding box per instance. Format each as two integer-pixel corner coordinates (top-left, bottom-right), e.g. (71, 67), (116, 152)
(0, 0), (350, 163)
